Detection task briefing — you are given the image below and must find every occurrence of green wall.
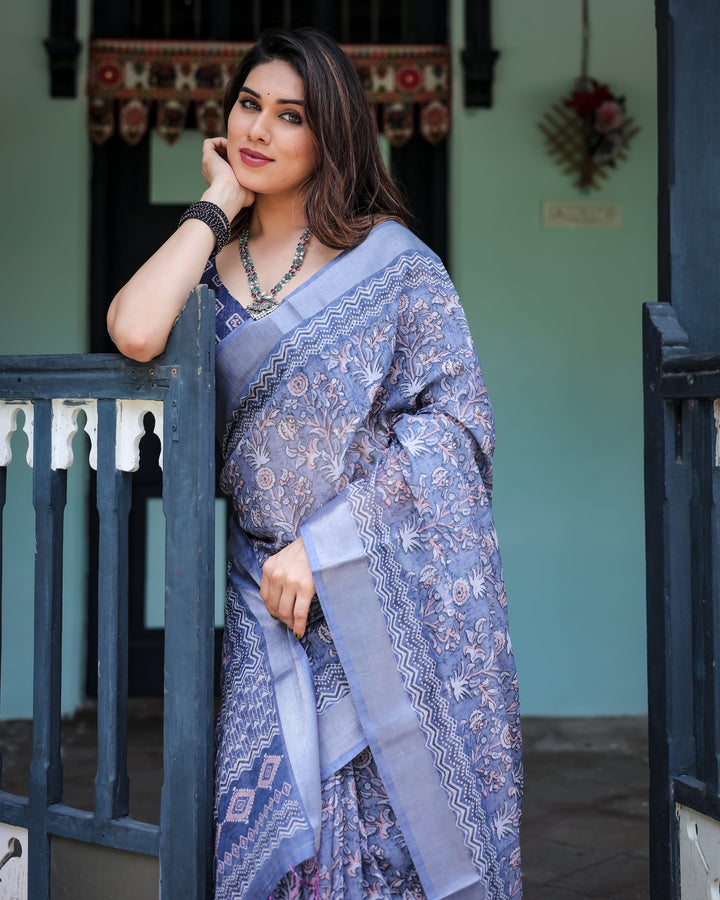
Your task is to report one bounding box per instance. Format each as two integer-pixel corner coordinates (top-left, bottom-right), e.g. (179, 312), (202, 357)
(0, 0), (655, 719)
(0, 0), (91, 718)
(449, 0), (656, 714)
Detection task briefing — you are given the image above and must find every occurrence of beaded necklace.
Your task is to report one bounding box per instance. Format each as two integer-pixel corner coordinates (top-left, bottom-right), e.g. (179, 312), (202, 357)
(238, 227), (312, 320)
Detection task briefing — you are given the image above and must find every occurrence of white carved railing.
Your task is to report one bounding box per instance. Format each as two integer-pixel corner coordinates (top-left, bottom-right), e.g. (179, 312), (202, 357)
(0, 398), (164, 472)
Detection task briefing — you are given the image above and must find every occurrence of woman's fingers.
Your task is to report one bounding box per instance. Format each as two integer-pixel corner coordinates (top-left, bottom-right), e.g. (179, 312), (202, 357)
(201, 138), (229, 183)
(273, 584), (312, 638)
(260, 566), (312, 633)
(201, 139), (256, 215)
(260, 539), (316, 637)
(290, 591), (313, 639)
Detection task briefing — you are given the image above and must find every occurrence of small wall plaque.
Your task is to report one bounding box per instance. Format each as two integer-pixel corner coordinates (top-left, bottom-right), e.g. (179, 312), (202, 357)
(542, 201), (621, 229)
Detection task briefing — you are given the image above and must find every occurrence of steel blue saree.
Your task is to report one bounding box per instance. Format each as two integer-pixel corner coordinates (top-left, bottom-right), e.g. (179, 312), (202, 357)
(205, 221), (522, 899)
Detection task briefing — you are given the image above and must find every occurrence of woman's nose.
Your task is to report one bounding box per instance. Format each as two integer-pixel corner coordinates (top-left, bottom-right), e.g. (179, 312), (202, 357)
(248, 112), (270, 143)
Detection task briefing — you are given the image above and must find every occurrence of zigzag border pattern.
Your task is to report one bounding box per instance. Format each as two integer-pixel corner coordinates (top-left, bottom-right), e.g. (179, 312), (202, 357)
(215, 587), (281, 797)
(215, 796), (305, 899)
(312, 661), (352, 714)
(215, 584), (310, 897)
(301, 607), (354, 716)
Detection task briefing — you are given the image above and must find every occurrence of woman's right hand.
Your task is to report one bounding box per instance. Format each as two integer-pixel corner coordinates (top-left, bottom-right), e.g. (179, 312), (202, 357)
(200, 137), (254, 219)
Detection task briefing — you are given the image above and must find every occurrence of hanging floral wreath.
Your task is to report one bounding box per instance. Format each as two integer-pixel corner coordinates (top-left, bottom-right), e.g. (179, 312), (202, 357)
(537, 1), (639, 192)
(566, 79), (626, 164)
(538, 78), (639, 192)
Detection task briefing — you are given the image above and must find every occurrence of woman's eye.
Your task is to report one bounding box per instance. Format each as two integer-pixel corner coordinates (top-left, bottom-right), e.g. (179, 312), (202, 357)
(282, 111), (302, 125)
(240, 97), (260, 110)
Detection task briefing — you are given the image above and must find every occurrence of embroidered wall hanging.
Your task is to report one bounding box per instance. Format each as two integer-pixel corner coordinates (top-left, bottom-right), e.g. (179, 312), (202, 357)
(87, 39), (450, 148)
(537, 0), (639, 192)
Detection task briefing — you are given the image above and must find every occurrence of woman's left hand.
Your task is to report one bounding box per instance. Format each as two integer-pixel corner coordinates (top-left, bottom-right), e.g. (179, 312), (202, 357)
(260, 538), (316, 638)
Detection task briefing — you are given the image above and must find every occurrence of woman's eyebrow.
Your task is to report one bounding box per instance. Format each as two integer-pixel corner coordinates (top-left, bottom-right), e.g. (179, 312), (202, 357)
(239, 85), (304, 106)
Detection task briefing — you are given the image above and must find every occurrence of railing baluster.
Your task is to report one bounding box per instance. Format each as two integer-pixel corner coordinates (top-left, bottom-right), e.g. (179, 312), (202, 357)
(94, 399), (131, 822)
(28, 399), (67, 899)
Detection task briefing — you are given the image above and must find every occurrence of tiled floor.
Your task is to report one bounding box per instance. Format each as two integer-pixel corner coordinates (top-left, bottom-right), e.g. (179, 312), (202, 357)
(521, 716), (649, 899)
(1, 708), (650, 898)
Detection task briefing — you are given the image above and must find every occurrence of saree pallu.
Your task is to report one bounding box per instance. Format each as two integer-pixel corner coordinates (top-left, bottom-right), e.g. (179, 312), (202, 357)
(212, 222), (522, 899)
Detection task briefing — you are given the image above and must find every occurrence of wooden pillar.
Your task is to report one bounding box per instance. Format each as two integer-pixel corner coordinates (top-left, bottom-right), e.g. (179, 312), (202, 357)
(649, 3), (720, 895)
(657, 0), (720, 350)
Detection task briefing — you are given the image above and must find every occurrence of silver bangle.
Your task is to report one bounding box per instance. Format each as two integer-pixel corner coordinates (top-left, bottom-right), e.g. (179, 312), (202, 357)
(178, 201), (231, 258)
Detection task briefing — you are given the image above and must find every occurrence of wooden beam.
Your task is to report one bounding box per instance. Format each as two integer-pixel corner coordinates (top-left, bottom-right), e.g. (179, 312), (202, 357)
(44, 0), (81, 97)
(461, 0), (499, 108)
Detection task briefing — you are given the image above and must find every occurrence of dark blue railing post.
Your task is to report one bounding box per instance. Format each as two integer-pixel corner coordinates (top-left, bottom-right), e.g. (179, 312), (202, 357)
(28, 399), (67, 898)
(159, 285), (216, 898)
(94, 398), (132, 822)
(643, 302), (689, 897)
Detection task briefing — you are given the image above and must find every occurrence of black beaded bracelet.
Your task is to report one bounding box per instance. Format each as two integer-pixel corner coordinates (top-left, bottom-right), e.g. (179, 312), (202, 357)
(178, 201), (231, 258)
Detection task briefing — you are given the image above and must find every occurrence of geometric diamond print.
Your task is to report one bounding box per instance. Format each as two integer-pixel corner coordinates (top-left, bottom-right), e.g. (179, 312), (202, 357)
(226, 788), (255, 823)
(257, 755), (282, 788)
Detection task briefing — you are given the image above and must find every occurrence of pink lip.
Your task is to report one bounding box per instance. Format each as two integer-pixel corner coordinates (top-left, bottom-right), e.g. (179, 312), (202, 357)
(239, 148), (272, 167)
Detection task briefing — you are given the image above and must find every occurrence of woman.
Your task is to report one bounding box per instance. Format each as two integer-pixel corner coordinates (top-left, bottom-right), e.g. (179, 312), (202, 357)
(108, 27), (522, 900)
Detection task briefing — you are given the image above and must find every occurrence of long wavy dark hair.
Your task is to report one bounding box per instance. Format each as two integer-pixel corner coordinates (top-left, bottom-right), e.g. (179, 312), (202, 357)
(223, 27), (409, 250)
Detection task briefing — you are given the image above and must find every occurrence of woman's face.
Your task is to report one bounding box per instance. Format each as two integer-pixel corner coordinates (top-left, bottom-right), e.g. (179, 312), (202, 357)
(226, 59), (317, 201)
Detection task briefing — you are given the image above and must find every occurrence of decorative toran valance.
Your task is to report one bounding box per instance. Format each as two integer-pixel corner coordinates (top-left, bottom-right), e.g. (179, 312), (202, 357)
(87, 39), (451, 148)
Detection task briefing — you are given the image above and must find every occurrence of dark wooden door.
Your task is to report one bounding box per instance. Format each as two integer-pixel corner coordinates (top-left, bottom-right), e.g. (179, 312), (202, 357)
(87, 0), (448, 696)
